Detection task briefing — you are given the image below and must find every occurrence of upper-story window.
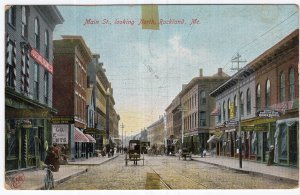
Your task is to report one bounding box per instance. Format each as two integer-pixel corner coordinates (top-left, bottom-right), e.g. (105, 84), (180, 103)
(223, 101), (226, 121)
(218, 103), (221, 123)
(265, 79), (271, 107)
(44, 71), (49, 104)
(289, 67), (295, 100)
(256, 84), (261, 110)
(280, 72), (285, 102)
(227, 99), (231, 119)
(21, 6), (28, 38)
(34, 18), (40, 50)
(240, 92), (244, 117)
(6, 38), (15, 88)
(8, 6), (16, 27)
(234, 95), (237, 118)
(246, 88), (251, 114)
(199, 111), (206, 127)
(34, 63), (39, 100)
(45, 31), (49, 59)
(200, 91), (206, 105)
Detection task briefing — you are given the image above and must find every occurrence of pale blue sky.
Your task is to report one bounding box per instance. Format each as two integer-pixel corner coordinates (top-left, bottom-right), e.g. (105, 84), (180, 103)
(53, 5), (299, 135)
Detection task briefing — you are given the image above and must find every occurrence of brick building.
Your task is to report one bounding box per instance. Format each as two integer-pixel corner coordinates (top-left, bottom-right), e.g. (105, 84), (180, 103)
(210, 29), (299, 166)
(5, 5), (63, 171)
(53, 35), (94, 159)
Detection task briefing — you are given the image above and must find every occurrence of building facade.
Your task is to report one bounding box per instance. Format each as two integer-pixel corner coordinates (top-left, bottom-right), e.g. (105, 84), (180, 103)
(210, 30), (299, 167)
(53, 35), (94, 160)
(147, 116), (165, 148)
(179, 68), (229, 154)
(5, 5), (63, 171)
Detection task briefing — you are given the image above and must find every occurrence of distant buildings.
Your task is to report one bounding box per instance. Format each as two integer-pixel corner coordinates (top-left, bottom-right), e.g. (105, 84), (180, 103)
(147, 116), (165, 147)
(5, 5), (63, 171)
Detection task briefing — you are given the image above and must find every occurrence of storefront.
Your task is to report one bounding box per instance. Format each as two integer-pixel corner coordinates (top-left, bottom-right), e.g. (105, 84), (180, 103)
(74, 127), (90, 159)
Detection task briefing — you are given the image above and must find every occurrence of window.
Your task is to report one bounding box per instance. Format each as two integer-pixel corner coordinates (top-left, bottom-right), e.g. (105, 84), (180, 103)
(234, 95), (237, 118)
(44, 71), (49, 104)
(21, 46), (29, 93)
(265, 79), (271, 107)
(200, 91), (206, 105)
(21, 6), (28, 38)
(218, 103), (221, 123)
(44, 31), (49, 59)
(247, 88), (251, 114)
(223, 101), (226, 121)
(8, 6), (16, 27)
(256, 84), (261, 110)
(280, 72), (285, 102)
(6, 39), (15, 88)
(227, 99), (231, 120)
(75, 62), (78, 83)
(289, 68), (295, 100)
(240, 92), (244, 117)
(33, 63), (39, 100)
(199, 111), (206, 126)
(34, 18), (40, 50)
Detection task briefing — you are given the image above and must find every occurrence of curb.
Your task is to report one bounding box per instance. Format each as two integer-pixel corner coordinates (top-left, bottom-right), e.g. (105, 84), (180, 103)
(67, 154), (120, 166)
(193, 158), (299, 183)
(36, 168), (89, 190)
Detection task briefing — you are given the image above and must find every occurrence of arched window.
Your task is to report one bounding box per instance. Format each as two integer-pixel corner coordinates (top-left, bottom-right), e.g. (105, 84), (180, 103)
(8, 6), (16, 27)
(45, 31), (49, 59)
(200, 91), (206, 105)
(227, 99), (231, 119)
(240, 92), (244, 116)
(223, 101), (226, 121)
(234, 95), (237, 118)
(289, 68), (295, 100)
(246, 88), (251, 114)
(280, 72), (285, 102)
(265, 79), (271, 107)
(256, 84), (261, 110)
(34, 18), (40, 50)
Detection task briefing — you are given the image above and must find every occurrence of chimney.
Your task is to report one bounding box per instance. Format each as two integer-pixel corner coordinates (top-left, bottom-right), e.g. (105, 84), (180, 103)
(199, 68), (203, 77)
(218, 68), (222, 76)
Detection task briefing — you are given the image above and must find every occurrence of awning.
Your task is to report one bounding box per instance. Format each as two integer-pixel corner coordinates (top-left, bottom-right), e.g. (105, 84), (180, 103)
(85, 134), (96, 143)
(210, 106), (220, 116)
(74, 128), (89, 143)
(207, 135), (216, 143)
(225, 129), (236, 133)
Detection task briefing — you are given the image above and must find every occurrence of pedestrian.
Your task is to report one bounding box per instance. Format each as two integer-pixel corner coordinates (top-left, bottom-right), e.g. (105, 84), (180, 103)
(200, 147), (204, 158)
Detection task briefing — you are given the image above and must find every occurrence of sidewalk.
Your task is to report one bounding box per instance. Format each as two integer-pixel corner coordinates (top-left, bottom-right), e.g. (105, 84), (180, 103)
(67, 154), (119, 165)
(5, 154), (120, 190)
(191, 154), (299, 182)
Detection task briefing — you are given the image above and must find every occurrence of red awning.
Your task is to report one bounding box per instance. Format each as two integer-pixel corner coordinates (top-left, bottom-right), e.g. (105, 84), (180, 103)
(210, 106), (220, 116)
(85, 134), (96, 143)
(74, 128), (89, 143)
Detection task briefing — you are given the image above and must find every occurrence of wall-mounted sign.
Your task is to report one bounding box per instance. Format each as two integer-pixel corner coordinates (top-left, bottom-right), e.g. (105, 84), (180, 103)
(242, 125), (267, 131)
(225, 120), (238, 127)
(256, 110), (281, 118)
(51, 117), (74, 124)
(30, 48), (53, 74)
(52, 124), (69, 144)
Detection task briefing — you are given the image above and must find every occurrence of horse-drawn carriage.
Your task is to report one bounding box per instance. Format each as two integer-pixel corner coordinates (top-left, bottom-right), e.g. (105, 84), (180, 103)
(125, 140), (145, 166)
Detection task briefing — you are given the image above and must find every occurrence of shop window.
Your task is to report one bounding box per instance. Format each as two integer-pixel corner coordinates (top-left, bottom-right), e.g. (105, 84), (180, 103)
(247, 88), (251, 114)
(21, 6), (28, 38)
(6, 120), (18, 158)
(28, 129), (35, 156)
(251, 132), (257, 155)
(200, 91), (206, 105)
(265, 79), (271, 107)
(256, 84), (261, 110)
(34, 18), (40, 50)
(289, 68), (295, 100)
(280, 72), (285, 102)
(8, 6), (16, 27)
(279, 124), (287, 163)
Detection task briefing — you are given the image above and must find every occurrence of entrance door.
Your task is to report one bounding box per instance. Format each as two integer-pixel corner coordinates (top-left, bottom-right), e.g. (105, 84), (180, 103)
(289, 123), (298, 166)
(20, 129), (27, 168)
(262, 132), (268, 162)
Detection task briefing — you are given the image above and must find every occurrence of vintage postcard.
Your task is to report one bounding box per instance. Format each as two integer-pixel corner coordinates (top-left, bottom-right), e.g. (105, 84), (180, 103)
(2, 0), (299, 192)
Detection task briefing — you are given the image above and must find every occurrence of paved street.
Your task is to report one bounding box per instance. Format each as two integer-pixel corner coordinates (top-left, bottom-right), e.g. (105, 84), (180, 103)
(55, 154), (298, 190)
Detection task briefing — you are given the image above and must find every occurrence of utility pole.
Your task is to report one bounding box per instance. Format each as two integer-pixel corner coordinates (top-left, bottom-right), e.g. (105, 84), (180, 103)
(231, 52), (246, 169)
(121, 123), (124, 154)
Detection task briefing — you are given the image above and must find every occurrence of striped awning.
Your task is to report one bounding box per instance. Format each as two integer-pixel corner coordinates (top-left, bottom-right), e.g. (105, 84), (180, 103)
(85, 134), (96, 143)
(74, 128), (89, 143)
